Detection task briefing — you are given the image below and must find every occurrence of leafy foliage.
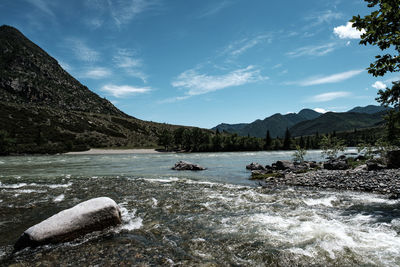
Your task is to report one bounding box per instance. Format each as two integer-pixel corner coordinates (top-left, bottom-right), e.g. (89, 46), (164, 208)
(292, 145), (307, 163)
(351, 0), (400, 77)
(320, 135), (345, 159)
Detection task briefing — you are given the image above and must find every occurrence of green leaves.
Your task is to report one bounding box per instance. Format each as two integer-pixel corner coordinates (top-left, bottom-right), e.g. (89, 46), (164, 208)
(351, 0), (400, 77)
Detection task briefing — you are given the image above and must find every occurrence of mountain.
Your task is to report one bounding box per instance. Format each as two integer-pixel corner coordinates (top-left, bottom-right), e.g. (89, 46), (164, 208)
(0, 25), (123, 116)
(347, 105), (390, 114)
(289, 111), (386, 137)
(0, 25), (190, 154)
(212, 109), (322, 138)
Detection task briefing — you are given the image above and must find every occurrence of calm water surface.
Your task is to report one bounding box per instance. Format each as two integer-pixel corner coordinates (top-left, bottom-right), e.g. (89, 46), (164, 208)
(1, 150), (399, 266)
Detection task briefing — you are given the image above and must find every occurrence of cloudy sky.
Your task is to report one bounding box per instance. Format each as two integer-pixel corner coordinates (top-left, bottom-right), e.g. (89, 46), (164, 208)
(1, 0), (398, 128)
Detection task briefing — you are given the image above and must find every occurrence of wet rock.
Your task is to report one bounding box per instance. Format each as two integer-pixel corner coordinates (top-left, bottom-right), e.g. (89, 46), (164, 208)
(366, 160), (386, 171)
(387, 150), (400, 169)
(246, 162), (266, 171)
(14, 197), (122, 252)
(273, 160), (295, 171)
(388, 193), (400, 200)
(172, 161), (206, 171)
(323, 158), (348, 170)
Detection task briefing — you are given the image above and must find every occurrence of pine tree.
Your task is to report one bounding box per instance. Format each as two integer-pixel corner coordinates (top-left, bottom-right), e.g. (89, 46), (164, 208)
(283, 128), (292, 150)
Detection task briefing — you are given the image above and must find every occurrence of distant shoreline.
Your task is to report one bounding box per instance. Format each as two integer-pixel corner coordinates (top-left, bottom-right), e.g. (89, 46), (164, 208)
(65, 148), (163, 155)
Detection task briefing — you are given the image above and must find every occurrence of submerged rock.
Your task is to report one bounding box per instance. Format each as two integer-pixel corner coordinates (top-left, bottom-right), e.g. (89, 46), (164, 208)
(172, 161), (206, 171)
(14, 197), (122, 252)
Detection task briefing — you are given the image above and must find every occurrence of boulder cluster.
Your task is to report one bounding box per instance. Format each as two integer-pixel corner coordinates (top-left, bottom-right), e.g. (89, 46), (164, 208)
(247, 150), (400, 198)
(172, 161), (206, 171)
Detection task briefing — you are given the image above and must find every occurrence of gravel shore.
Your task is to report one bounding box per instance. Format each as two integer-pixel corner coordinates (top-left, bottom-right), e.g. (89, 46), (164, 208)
(259, 169), (400, 197)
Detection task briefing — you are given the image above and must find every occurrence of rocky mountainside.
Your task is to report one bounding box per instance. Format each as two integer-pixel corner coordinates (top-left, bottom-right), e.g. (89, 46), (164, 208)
(0, 25), (123, 116)
(0, 25), (187, 154)
(213, 109), (322, 138)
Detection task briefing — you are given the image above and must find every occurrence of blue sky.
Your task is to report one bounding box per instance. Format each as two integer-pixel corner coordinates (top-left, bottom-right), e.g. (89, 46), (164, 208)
(1, 0), (399, 128)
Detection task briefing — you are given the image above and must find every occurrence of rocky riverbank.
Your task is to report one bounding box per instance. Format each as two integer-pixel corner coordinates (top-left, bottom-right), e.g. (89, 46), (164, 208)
(257, 168), (400, 198)
(248, 151), (400, 198)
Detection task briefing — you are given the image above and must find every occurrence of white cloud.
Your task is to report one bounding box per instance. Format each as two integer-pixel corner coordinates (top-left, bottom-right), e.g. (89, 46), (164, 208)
(83, 67), (112, 79)
(25, 0), (54, 16)
(222, 34), (272, 59)
(334, 22), (365, 39)
(68, 39), (99, 62)
(286, 43), (336, 57)
(101, 84), (151, 98)
(307, 10), (342, 26)
(372, 81), (387, 90)
(109, 0), (157, 26)
(313, 108), (329, 113)
(198, 1), (231, 18)
(113, 49), (147, 82)
(290, 69), (363, 86)
(272, 63), (282, 69)
(172, 66), (268, 97)
(309, 91), (351, 102)
(113, 49), (142, 68)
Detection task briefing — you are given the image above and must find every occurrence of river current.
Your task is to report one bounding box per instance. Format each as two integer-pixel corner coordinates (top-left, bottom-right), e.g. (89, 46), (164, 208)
(0, 151), (399, 266)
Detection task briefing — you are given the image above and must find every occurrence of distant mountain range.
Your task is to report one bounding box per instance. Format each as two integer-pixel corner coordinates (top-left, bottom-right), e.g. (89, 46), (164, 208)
(212, 105), (390, 138)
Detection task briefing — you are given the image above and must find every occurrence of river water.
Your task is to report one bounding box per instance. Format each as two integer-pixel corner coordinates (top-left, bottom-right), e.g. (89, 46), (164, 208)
(1, 151), (400, 266)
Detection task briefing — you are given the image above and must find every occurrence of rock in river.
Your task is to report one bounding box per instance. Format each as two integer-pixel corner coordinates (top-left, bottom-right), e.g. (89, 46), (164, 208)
(14, 197), (122, 252)
(172, 161), (206, 171)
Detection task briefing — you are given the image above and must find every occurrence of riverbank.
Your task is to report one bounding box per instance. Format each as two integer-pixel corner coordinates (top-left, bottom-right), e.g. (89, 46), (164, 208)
(65, 148), (162, 155)
(257, 168), (400, 197)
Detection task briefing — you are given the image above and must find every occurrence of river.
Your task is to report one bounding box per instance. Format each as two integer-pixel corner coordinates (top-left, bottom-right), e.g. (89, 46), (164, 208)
(1, 150), (399, 266)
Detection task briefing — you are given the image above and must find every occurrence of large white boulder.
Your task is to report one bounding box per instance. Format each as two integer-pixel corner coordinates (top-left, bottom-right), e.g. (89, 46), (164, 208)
(14, 197), (121, 252)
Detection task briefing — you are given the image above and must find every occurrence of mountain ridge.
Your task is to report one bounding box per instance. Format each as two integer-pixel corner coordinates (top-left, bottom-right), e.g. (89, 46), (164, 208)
(212, 108), (322, 138)
(212, 106), (388, 138)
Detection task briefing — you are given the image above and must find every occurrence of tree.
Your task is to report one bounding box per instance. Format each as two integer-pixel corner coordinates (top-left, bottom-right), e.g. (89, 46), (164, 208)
(351, 1), (400, 144)
(320, 135), (345, 159)
(264, 130), (272, 150)
(158, 129), (173, 151)
(282, 128), (292, 150)
(292, 145), (307, 163)
(173, 127), (185, 149)
(351, 1), (400, 77)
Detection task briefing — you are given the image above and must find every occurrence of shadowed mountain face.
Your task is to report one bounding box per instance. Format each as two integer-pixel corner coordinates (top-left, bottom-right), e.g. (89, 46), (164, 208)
(0, 25), (190, 154)
(0, 25), (123, 116)
(289, 111), (386, 137)
(348, 105), (390, 114)
(212, 106), (388, 138)
(213, 109), (322, 138)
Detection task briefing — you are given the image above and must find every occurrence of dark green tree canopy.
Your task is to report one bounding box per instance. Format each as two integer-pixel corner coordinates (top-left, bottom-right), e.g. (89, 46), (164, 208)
(351, 0), (400, 77)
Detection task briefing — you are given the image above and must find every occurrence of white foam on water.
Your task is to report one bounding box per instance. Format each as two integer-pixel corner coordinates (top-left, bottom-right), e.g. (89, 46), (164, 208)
(0, 182), (27, 188)
(303, 196), (337, 207)
(12, 189), (46, 194)
(118, 204), (143, 231)
(151, 197), (158, 207)
(214, 204), (400, 265)
(53, 194), (65, 202)
(141, 177), (180, 183)
(44, 182), (72, 189)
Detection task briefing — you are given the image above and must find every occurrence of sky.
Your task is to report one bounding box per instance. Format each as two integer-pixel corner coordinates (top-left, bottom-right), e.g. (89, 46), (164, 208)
(1, 0), (399, 128)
